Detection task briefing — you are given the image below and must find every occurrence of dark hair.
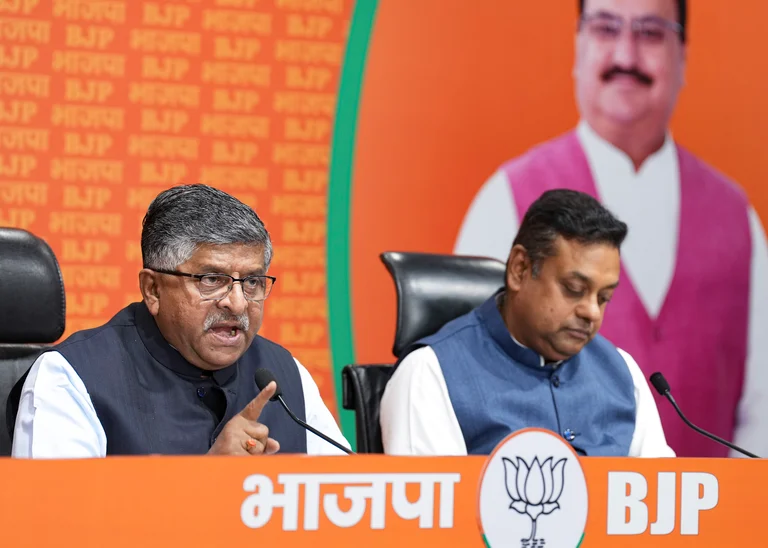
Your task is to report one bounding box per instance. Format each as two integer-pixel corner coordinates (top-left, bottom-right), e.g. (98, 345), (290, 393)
(578, 0), (687, 43)
(512, 189), (627, 275)
(141, 184), (272, 270)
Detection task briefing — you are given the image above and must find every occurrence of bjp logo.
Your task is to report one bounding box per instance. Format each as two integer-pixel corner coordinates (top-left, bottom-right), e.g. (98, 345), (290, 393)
(477, 428), (588, 548)
(502, 456), (567, 545)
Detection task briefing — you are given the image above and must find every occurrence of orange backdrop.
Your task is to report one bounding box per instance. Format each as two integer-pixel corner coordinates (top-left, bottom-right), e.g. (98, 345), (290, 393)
(3, 0), (768, 439)
(350, 0), (768, 364)
(0, 0), (353, 415)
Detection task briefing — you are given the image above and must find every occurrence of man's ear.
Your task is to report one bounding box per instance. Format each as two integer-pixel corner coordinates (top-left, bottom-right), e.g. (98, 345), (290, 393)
(139, 269), (160, 316)
(506, 245), (531, 291)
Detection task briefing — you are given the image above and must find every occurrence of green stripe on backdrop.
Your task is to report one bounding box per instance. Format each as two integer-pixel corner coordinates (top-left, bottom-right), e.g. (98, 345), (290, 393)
(327, 0), (379, 449)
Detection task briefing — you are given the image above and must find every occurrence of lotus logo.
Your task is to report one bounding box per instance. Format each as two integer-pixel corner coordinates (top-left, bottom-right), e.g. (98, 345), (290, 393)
(503, 456), (566, 545)
(477, 429), (588, 548)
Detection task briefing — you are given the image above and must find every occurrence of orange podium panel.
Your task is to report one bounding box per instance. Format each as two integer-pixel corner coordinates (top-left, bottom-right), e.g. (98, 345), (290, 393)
(0, 429), (761, 547)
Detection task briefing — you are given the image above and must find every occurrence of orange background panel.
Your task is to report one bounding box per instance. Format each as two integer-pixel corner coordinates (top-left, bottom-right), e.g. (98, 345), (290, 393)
(0, 0), (353, 415)
(350, 0), (768, 364)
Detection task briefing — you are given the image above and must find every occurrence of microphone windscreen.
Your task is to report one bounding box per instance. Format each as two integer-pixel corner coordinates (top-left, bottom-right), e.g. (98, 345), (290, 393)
(254, 368), (282, 400)
(649, 372), (670, 396)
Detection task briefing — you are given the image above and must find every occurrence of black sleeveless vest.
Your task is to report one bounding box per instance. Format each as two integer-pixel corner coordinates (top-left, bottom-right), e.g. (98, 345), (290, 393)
(55, 302), (308, 455)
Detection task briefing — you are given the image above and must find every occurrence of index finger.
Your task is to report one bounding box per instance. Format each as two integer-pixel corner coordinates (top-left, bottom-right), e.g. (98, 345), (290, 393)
(240, 381), (276, 422)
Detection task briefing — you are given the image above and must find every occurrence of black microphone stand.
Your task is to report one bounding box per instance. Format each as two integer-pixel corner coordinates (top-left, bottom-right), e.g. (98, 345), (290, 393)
(276, 395), (354, 455)
(662, 391), (759, 459)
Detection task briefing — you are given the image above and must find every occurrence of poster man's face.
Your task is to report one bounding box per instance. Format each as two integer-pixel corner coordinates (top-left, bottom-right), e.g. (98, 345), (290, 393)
(574, 0), (686, 132)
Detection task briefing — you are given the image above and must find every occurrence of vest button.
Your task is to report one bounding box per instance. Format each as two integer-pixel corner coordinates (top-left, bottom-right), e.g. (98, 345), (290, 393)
(551, 375), (560, 388)
(196, 387), (206, 398)
(563, 429), (576, 441)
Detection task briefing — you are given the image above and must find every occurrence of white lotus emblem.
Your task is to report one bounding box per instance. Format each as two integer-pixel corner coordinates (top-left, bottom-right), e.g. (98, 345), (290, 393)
(503, 456), (567, 545)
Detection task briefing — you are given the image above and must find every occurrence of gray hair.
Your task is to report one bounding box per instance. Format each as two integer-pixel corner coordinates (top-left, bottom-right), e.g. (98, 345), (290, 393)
(141, 184), (272, 270)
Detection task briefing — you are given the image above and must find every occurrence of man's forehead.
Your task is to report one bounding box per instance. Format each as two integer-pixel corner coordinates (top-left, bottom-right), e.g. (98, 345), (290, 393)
(186, 243), (266, 268)
(549, 237), (620, 273)
(583, 0), (677, 19)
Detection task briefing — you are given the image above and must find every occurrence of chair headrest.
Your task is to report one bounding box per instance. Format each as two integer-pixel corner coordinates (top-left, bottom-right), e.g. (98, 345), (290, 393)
(0, 228), (65, 343)
(380, 251), (506, 358)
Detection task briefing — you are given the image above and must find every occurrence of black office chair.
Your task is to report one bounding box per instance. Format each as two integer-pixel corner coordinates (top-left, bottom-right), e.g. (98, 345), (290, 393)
(341, 251), (506, 453)
(0, 228), (66, 455)
(341, 363), (395, 454)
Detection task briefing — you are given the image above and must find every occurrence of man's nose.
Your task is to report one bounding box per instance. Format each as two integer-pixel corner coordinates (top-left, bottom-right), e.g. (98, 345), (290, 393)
(611, 26), (641, 69)
(218, 281), (248, 315)
(576, 296), (602, 324)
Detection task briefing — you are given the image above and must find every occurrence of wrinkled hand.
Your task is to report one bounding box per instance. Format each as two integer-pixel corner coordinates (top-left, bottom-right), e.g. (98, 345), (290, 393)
(208, 381), (281, 456)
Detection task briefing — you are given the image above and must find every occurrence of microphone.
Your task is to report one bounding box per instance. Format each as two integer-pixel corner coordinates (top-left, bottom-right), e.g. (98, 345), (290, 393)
(254, 368), (354, 455)
(649, 372), (759, 458)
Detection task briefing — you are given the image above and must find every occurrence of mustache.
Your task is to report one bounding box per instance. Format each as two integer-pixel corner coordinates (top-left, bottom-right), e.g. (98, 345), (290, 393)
(601, 66), (653, 86)
(204, 312), (250, 332)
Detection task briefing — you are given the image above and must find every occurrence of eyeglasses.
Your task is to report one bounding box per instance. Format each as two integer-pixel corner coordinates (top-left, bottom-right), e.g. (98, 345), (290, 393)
(580, 13), (682, 45)
(154, 269), (276, 302)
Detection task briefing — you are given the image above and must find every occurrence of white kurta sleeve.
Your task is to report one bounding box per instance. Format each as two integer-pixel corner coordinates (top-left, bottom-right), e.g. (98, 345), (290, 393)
(379, 346), (467, 455)
(12, 351), (107, 459)
(622, 348), (676, 457)
(294, 358), (351, 455)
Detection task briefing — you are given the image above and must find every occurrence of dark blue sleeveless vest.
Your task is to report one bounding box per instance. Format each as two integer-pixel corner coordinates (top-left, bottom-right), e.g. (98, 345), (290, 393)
(404, 293), (636, 456)
(54, 302), (308, 455)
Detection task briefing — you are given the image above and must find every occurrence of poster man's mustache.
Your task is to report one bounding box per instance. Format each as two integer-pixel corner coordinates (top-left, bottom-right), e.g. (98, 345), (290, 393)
(602, 67), (653, 86)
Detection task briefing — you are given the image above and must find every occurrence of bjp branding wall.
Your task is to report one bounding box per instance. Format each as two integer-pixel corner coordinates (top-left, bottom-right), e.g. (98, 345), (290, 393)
(0, 0), (351, 418)
(2, 0), (767, 449)
(329, 0), (768, 444)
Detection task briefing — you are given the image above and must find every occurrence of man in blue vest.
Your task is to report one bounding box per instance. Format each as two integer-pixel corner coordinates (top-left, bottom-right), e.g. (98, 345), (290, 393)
(380, 189), (674, 457)
(12, 184), (349, 457)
